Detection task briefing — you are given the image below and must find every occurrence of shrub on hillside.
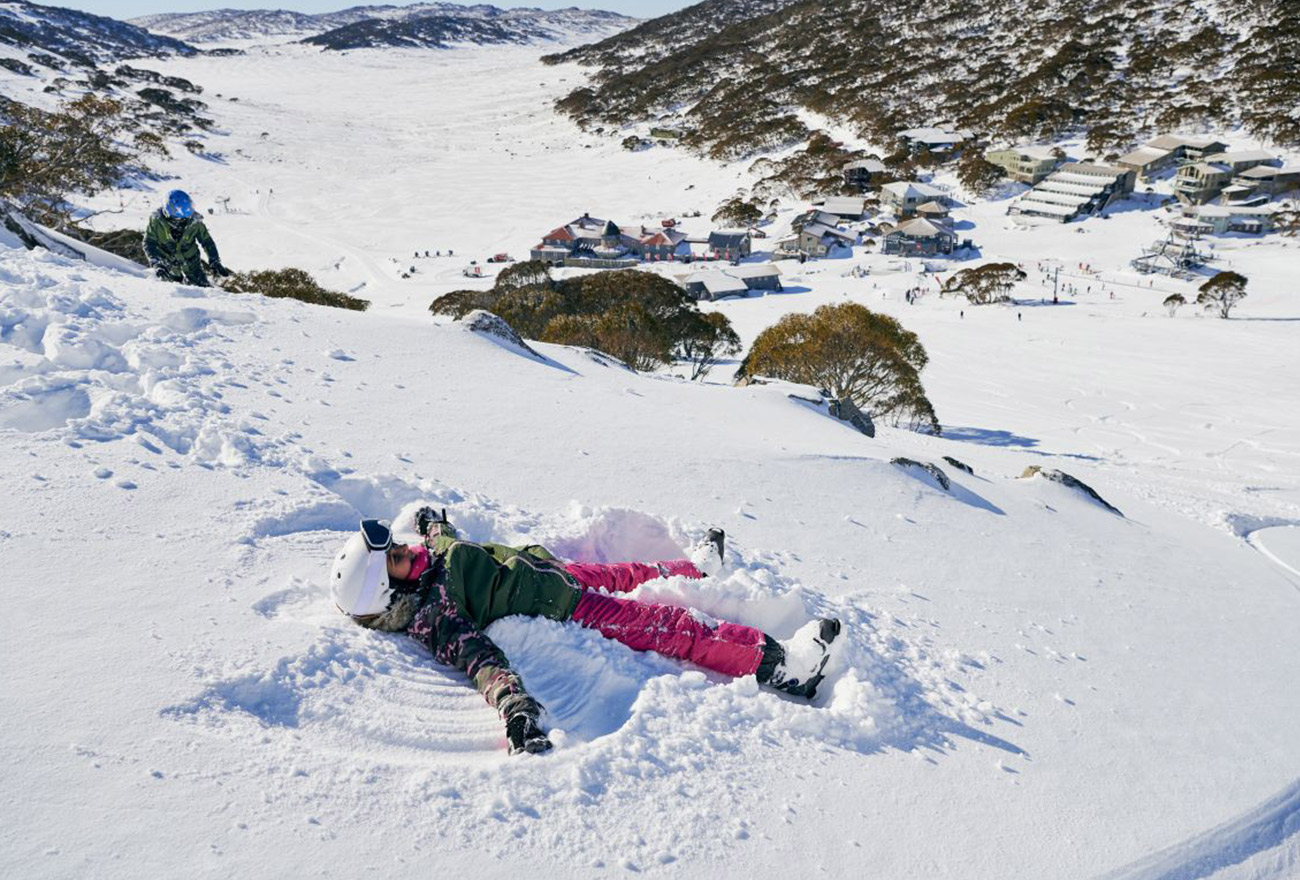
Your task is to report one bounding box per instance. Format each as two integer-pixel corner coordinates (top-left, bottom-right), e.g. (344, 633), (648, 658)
(224, 268), (369, 311)
(67, 226), (146, 264)
(942, 262), (1026, 304)
(738, 302), (940, 433)
(429, 264), (738, 377)
(712, 197), (763, 227)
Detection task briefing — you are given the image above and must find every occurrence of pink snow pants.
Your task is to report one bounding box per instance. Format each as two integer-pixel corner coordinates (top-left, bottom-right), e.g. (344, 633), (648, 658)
(563, 560), (766, 678)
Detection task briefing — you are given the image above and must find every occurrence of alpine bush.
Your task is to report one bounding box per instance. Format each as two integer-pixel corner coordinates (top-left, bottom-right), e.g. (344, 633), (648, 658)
(738, 302), (940, 433)
(430, 264), (739, 378)
(224, 268), (369, 311)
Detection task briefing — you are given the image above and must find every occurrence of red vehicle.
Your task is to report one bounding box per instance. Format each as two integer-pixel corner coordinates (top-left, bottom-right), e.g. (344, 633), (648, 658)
(486, 253), (513, 263)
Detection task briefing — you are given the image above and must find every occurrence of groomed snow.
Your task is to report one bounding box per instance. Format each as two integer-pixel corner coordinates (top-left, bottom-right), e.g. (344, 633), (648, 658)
(3, 40), (1300, 880)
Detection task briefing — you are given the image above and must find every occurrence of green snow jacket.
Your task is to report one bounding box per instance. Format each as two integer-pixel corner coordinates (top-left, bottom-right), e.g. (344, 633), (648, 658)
(144, 209), (221, 286)
(426, 527), (582, 629)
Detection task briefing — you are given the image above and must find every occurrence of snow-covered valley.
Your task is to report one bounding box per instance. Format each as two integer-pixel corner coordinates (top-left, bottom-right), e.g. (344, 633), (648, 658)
(3, 39), (1300, 880)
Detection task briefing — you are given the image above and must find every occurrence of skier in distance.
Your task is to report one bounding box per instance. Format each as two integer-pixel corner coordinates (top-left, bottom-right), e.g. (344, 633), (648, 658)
(331, 511), (841, 756)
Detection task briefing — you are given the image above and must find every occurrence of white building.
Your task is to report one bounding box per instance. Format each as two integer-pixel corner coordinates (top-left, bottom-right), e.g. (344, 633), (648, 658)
(879, 181), (950, 215)
(1009, 163), (1135, 222)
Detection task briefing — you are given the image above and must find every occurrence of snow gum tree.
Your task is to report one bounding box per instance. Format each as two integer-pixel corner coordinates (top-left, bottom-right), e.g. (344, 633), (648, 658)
(956, 152), (1007, 197)
(739, 303), (940, 433)
(942, 262), (1027, 304)
(674, 310), (741, 380)
(1163, 292), (1186, 317)
(0, 95), (166, 228)
(1196, 271), (1248, 319)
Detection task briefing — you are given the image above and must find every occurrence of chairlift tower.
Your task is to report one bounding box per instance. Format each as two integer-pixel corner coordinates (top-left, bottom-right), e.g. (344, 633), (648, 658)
(1131, 225), (1207, 279)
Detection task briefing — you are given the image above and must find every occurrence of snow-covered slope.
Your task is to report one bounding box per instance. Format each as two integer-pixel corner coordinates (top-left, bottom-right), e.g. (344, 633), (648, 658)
(3, 40), (1300, 880)
(547, 0), (1300, 154)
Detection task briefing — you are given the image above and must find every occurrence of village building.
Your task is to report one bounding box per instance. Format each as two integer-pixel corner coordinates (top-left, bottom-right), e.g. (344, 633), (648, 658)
(624, 225), (689, 261)
(775, 221), (858, 259)
(880, 218), (958, 256)
(1008, 163), (1135, 222)
(1145, 135), (1228, 161)
(843, 157), (887, 191)
(1173, 161), (1234, 204)
(897, 127), (973, 155)
(726, 263), (783, 290)
(1174, 150), (1280, 204)
(818, 196), (867, 220)
(985, 145), (1063, 184)
(529, 214), (743, 266)
(706, 230), (751, 261)
(1230, 164), (1300, 199)
(676, 264), (782, 300)
(1116, 146), (1175, 182)
(914, 200), (951, 222)
(879, 181), (951, 215)
(1117, 135), (1229, 182)
(678, 269), (749, 300)
(792, 208), (842, 231)
(530, 214), (628, 266)
(1168, 204), (1279, 237)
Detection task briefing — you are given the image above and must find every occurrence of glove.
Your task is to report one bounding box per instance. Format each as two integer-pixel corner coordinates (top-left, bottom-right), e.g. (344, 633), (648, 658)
(506, 713), (552, 756)
(415, 506), (448, 538)
(210, 261), (233, 278)
(154, 266), (173, 280)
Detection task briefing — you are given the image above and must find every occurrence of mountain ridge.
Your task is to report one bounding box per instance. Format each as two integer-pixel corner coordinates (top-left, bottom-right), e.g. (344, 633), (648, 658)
(0, 0), (197, 64)
(131, 4), (637, 47)
(545, 0), (1300, 159)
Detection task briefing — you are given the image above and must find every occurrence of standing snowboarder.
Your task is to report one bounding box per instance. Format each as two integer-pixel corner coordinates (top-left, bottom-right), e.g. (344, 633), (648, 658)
(144, 190), (231, 287)
(331, 511), (841, 755)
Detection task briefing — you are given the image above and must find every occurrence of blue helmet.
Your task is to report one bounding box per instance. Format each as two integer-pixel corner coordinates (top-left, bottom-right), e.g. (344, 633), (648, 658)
(164, 190), (194, 219)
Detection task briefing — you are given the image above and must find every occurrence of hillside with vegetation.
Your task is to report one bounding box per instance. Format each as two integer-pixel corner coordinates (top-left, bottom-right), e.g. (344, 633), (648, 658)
(544, 0), (1300, 159)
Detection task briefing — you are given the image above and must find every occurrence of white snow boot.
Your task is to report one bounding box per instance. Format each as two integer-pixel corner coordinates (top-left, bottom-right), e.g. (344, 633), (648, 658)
(756, 618), (842, 699)
(688, 527), (726, 577)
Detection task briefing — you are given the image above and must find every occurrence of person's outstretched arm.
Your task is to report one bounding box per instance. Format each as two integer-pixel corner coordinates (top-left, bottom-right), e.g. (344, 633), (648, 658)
(407, 584), (551, 754)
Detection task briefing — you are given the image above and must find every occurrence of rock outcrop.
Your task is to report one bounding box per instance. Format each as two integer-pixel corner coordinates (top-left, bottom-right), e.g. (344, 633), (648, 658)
(1020, 466), (1122, 516)
(892, 457), (950, 491)
(460, 310), (540, 359)
(942, 455), (973, 475)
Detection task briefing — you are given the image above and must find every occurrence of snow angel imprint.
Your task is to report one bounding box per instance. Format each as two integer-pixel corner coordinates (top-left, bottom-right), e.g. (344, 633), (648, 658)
(330, 509), (840, 755)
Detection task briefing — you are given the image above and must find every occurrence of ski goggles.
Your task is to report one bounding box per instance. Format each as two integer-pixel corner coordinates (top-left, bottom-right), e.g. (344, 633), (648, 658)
(361, 518), (392, 552)
(351, 518), (394, 615)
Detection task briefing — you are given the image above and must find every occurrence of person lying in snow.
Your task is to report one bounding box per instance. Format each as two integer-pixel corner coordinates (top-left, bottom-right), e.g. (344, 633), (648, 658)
(330, 509), (841, 755)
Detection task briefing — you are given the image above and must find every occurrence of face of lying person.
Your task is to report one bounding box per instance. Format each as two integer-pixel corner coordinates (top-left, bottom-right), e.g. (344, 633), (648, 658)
(386, 543), (414, 580)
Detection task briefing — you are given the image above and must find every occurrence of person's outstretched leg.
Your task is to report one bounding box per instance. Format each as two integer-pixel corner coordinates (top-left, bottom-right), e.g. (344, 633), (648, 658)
(562, 528), (727, 593)
(570, 591), (764, 677)
(563, 559), (704, 593)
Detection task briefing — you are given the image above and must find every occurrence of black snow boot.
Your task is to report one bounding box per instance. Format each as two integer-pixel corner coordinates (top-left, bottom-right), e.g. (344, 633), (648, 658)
(506, 713), (553, 756)
(756, 618), (842, 700)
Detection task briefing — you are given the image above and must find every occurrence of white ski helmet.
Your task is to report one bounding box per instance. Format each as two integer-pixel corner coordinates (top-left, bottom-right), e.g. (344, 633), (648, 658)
(331, 519), (393, 617)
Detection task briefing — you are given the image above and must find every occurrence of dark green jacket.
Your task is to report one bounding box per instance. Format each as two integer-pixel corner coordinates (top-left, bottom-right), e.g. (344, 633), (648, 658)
(144, 209), (221, 285)
(428, 530), (581, 629)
